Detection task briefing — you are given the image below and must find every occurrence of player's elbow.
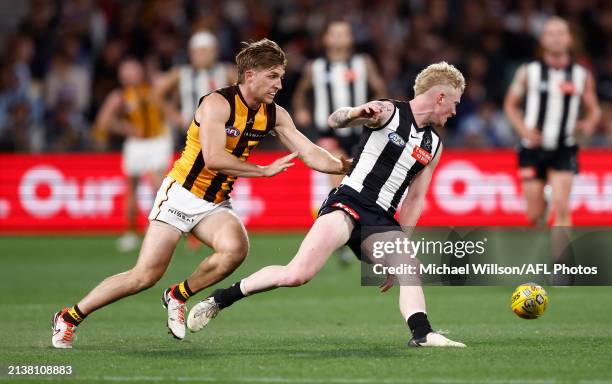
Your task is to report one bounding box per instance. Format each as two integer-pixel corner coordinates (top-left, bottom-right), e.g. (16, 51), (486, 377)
(328, 116), (338, 129)
(503, 96), (518, 116)
(202, 152), (223, 171)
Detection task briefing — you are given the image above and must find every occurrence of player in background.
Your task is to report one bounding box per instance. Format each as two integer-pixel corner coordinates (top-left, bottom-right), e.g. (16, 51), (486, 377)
(52, 39), (350, 348)
(188, 62), (467, 348)
(156, 31), (237, 134)
(504, 17), (600, 227)
(94, 58), (173, 252)
(292, 20), (387, 263)
(156, 31), (237, 250)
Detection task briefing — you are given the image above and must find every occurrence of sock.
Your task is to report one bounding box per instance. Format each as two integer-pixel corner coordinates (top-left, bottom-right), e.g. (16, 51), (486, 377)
(170, 280), (193, 302)
(407, 312), (432, 339)
(212, 281), (246, 309)
(63, 305), (86, 326)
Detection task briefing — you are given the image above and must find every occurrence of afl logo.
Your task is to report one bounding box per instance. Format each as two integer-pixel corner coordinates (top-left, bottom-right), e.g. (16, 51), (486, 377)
(225, 126), (241, 137)
(388, 132), (405, 147)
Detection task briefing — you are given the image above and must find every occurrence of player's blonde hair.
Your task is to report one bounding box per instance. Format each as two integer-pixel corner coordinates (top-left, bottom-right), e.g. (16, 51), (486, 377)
(413, 61), (465, 96)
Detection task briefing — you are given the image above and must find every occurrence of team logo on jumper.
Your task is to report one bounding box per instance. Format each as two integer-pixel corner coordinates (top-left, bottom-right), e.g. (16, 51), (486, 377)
(388, 132), (406, 148)
(225, 125), (241, 137)
(411, 145), (432, 165)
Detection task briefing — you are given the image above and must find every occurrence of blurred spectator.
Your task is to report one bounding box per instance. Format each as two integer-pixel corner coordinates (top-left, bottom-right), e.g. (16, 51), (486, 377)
(0, 0), (610, 152)
(44, 45), (91, 116)
(457, 101), (515, 148)
(0, 61), (31, 151)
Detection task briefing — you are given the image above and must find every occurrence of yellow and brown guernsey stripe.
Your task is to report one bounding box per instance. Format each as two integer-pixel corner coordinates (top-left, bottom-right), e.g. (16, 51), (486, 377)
(181, 93), (231, 191)
(121, 85), (164, 138)
(170, 85), (276, 203)
(203, 89), (275, 202)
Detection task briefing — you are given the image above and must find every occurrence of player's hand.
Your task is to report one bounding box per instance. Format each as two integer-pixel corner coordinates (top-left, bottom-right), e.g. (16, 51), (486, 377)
(339, 155), (353, 174)
(378, 273), (395, 293)
(262, 152), (298, 177)
(520, 128), (542, 146)
(295, 108), (312, 127)
(351, 102), (383, 122)
(121, 122), (140, 138)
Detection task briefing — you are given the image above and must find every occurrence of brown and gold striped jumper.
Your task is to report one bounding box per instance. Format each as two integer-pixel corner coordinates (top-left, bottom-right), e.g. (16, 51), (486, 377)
(168, 85), (276, 203)
(120, 84), (166, 138)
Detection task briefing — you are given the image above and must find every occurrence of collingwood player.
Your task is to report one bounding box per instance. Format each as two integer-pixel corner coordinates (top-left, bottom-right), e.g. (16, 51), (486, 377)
(293, 20), (387, 180)
(293, 20), (387, 263)
(51, 39), (350, 348)
(157, 31), (237, 130)
(187, 62), (467, 348)
(504, 17), (601, 226)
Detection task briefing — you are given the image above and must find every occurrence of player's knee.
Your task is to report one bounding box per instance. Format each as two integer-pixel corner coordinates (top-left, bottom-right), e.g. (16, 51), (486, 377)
(216, 242), (248, 267)
(526, 202), (546, 224)
(130, 269), (162, 292)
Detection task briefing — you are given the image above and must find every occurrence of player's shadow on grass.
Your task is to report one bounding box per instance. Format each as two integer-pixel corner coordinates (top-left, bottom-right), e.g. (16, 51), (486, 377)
(123, 344), (406, 359)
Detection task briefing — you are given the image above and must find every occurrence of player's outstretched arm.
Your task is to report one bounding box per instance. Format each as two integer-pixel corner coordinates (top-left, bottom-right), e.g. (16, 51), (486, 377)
(274, 105), (350, 175)
(328, 100), (394, 129)
(199, 94), (296, 177)
(398, 144), (443, 231)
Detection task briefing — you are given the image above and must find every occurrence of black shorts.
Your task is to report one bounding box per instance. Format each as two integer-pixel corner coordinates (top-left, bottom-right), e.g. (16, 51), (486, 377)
(318, 185), (401, 261)
(518, 145), (579, 181)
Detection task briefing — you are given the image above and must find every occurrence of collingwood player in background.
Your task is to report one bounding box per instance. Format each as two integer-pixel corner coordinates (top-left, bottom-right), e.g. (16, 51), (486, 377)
(504, 17), (601, 227)
(293, 20), (387, 182)
(187, 62), (467, 348)
(157, 31), (237, 135)
(292, 20), (387, 263)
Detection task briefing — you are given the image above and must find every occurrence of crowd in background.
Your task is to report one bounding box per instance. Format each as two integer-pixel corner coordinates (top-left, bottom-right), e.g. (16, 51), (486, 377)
(0, 0), (611, 152)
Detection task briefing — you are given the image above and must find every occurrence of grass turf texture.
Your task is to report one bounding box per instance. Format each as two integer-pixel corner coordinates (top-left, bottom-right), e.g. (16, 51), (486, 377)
(1, 235), (611, 384)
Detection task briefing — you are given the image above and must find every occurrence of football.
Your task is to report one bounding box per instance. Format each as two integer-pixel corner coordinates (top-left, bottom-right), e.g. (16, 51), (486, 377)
(511, 283), (548, 319)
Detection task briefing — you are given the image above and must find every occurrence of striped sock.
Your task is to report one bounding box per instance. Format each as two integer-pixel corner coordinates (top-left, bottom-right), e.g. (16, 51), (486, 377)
(170, 280), (193, 302)
(62, 305), (86, 326)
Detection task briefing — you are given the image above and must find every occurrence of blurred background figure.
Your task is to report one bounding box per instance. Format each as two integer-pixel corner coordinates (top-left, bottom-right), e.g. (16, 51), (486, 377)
(292, 20), (387, 264)
(293, 20), (387, 168)
(156, 31), (237, 135)
(504, 17), (601, 228)
(94, 58), (172, 252)
(0, 0), (610, 154)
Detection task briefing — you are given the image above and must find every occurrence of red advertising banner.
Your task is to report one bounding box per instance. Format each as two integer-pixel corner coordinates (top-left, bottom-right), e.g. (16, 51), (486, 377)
(1, 150), (611, 233)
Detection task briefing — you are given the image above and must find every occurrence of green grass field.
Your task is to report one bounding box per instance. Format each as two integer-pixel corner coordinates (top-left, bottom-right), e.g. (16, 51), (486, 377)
(1, 234), (611, 384)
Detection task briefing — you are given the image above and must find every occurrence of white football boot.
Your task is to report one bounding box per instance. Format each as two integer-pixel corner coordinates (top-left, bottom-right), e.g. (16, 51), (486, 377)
(187, 297), (220, 332)
(408, 332), (466, 348)
(51, 309), (77, 349)
(162, 288), (186, 340)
